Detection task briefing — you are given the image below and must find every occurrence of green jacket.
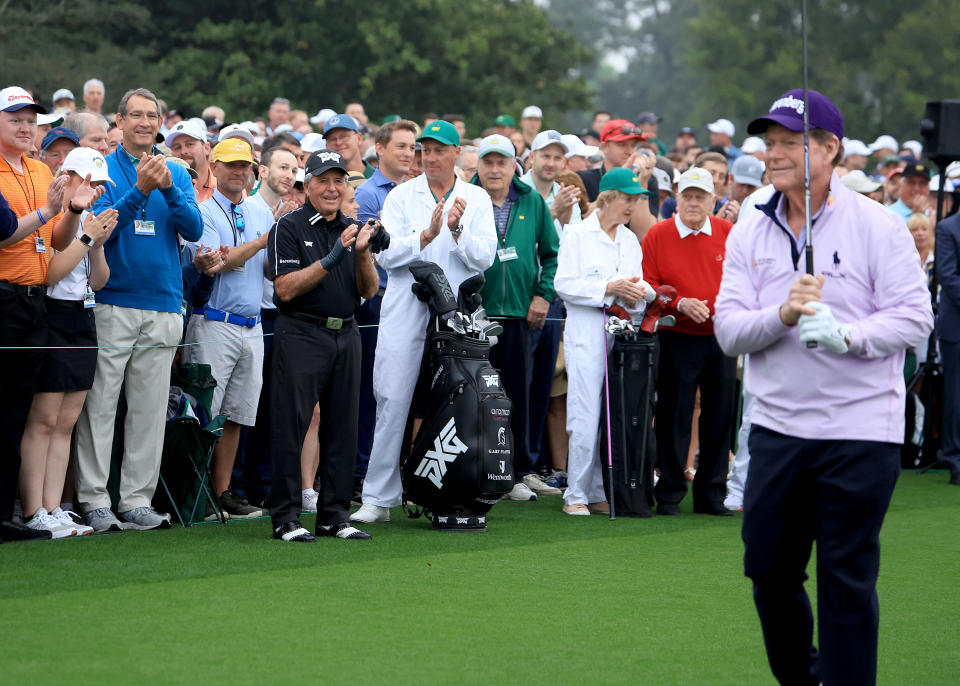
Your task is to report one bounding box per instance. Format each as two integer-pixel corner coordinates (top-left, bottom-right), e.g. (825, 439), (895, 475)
(472, 175), (559, 318)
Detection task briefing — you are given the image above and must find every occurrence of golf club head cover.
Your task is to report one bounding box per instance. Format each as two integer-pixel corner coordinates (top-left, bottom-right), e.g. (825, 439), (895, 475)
(606, 304), (632, 323)
(640, 284), (678, 334)
(409, 260), (458, 317)
(457, 273), (485, 314)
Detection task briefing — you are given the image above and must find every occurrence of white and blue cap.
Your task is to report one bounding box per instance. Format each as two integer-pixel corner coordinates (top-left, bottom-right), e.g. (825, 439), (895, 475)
(477, 134), (516, 159)
(730, 155), (765, 188)
(0, 86), (46, 114)
(322, 114), (359, 137)
(531, 129), (568, 153)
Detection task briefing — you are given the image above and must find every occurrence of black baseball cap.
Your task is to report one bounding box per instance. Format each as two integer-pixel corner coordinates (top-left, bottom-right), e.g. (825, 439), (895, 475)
(304, 150), (348, 180)
(900, 163), (931, 181)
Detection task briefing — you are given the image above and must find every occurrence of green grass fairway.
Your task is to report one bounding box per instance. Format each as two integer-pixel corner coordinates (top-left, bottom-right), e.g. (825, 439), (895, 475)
(1, 472), (958, 685)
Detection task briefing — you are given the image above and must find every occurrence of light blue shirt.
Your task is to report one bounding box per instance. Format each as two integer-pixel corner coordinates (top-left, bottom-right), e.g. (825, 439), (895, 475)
(192, 189), (274, 318)
(887, 198), (913, 221)
(520, 170), (581, 235)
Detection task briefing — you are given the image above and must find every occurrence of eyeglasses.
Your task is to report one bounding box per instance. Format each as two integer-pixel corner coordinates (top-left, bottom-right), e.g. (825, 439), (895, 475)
(231, 204), (245, 231)
(617, 125), (644, 136)
(123, 111), (160, 122)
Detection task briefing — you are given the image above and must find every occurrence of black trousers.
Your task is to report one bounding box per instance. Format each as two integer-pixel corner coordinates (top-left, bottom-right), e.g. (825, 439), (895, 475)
(0, 289), (47, 522)
(941, 340), (960, 476)
(653, 330), (736, 508)
(267, 313), (360, 527)
(744, 425), (900, 686)
(490, 317), (534, 475)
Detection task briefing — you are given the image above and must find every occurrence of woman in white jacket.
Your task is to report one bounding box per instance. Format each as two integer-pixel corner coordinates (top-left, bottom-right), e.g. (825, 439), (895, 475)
(554, 168), (650, 515)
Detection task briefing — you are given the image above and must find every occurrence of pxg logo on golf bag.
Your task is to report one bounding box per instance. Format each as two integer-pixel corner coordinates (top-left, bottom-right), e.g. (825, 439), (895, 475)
(415, 417), (468, 489)
(482, 373), (500, 388)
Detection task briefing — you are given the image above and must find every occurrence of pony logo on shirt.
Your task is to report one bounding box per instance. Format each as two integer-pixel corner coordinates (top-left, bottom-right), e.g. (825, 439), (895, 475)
(825, 250), (847, 279)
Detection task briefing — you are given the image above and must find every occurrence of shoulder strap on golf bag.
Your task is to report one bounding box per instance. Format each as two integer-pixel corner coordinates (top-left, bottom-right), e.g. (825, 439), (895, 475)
(402, 330), (515, 518)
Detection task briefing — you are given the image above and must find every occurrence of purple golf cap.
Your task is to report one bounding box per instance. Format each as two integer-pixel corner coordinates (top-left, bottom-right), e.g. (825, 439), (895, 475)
(747, 89), (843, 140)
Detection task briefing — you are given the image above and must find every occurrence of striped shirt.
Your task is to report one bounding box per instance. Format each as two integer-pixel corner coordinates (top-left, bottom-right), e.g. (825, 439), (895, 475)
(0, 154), (61, 285)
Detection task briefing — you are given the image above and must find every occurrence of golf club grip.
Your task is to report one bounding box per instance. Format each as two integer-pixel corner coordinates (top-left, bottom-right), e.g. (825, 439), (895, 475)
(806, 341), (818, 349)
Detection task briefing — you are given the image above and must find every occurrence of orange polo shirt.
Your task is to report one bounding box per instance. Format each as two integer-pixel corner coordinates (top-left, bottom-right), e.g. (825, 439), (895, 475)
(0, 154), (62, 285)
(197, 165), (217, 203)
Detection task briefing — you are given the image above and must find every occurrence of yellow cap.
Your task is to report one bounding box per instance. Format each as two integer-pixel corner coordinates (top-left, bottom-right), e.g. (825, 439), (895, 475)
(212, 138), (253, 164)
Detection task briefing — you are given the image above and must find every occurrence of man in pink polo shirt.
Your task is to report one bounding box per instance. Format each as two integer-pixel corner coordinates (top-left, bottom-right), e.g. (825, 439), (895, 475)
(714, 90), (933, 686)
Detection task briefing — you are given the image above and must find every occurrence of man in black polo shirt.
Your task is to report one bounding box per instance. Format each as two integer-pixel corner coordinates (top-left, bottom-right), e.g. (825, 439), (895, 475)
(266, 150), (379, 542)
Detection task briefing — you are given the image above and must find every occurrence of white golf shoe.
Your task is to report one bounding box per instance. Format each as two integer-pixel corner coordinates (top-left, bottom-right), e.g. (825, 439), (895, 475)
(349, 503), (391, 523)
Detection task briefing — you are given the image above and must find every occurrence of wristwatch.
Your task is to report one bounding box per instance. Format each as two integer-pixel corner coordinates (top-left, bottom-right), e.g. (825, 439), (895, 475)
(68, 202), (83, 215)
(78, 233), (95, 248)
(450, 223), (464, 237)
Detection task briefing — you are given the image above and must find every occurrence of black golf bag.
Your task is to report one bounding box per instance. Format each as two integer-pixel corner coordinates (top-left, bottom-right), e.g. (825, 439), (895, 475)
(600, 331), (657, 517)
(401, 263), (514, 531)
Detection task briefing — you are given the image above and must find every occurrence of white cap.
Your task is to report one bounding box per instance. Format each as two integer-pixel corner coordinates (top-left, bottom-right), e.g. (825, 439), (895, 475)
(652, 167), (673, 195)
(364, 145), (378, 163)
(0, 86), (46, 113)
(677, 166), (715, 195)
(561, 134), (599, 159)
(707, 118), (735, 137)
(522, 105), (543, 119)
(841, 170), (882, 194)
(52, 88), (75, 103)
(531, 130), (568, 153)
(218, 124), (255, 149)
(300, 132), (326, 153)
(164, 119), (208, 146)
(930, 174), (956, 193)
(730, 155), (765, 187)
(37, 112), (63, 126)
(239, 120), (261, 135)
(844, 139), (871, 158)
(672, 168), (681, 184)
(295, 168), (305, 184)
(946, 161), (960, 180)
(903, 140), (923, 158)
(309, 108), (336, 125)
(60, 147), (115, 185)
(740, 136), (766, 155)
(477, 134), (516, 159)
(273, 123), (294, 135)
(869, 135), (898, 153)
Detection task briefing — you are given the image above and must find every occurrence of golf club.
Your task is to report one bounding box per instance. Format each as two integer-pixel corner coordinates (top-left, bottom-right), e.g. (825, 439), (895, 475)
(802, 0), (817, 349)
(601, 308), (616, 521)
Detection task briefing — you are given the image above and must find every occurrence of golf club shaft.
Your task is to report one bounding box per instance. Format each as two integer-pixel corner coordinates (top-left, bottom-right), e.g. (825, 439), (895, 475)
(802, 0), (817, 348)
(602, 309), (616, 520)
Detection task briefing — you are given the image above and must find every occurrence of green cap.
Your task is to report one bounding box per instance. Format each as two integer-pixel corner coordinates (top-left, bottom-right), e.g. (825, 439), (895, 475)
(418, 119), (460, 147)
(494, 114), (516, 128)
(382, 114), (401, 124)
(599, 167), (649, 195)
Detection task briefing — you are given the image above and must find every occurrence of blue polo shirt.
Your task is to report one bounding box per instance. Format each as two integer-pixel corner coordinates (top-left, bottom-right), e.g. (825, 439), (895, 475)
(355, 168), (398, 289)
(193, 189), (273, 318)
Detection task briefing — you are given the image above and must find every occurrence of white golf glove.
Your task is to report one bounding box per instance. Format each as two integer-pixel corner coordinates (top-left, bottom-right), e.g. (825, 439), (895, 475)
(639, 279), (656, 303)
(798, 301), (850, 354)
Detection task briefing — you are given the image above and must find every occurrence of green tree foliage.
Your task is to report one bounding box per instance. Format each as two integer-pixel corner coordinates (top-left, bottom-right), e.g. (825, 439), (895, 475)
(0, 0), (592, 134)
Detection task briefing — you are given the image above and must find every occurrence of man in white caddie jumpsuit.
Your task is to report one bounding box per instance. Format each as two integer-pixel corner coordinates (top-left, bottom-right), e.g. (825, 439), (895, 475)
(555, 168), (649, 515)
(351, 120), (497, 523)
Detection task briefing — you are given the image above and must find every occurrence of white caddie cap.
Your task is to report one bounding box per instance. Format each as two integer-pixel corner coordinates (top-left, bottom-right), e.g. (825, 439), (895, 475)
(707, 118), (735, 137)
(300, 132), (326, 153)
(309, 108), (336, 125)
(522, 105), (543, 120)
(60, 147), (115, 185)
(477, 134), (516, 159)
(531, 129), (568, 154)
(164, 119), (208, 146)
(740, 136), (766, 155)
(218, 124), (255, 149)
(869, 135), (898, 153)
(677, 166), (715, 195)
(561, 134), (599, 159)
(902, 140), (923, 158)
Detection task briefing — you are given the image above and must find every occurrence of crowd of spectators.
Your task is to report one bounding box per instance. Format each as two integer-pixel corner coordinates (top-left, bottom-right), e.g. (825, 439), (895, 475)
(1, 80), (957, 542)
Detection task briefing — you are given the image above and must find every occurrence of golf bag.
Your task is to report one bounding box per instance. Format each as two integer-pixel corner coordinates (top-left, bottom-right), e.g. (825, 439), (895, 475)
(401, 264), (514, 531)
(600, 331), (657, 518)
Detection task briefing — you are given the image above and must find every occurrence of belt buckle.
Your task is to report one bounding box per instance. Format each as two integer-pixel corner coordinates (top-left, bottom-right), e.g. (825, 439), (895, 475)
(326, 317), (343, 330)
(27, 285), (42, 297)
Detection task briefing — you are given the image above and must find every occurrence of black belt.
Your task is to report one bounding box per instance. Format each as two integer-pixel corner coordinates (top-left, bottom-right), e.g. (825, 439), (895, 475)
(0, 281), (46, 297)
(284, 311), (356, 330)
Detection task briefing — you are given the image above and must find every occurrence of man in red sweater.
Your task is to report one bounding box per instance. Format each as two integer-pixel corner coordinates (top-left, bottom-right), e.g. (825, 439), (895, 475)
(642, 167), (736, 516)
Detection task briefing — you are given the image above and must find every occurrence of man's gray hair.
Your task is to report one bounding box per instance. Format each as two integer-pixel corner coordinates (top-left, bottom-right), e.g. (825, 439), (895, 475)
(117, 88), (161, 117)
(458, 145), (478, 165)
(83, 78), (104, 95)
(63, 112), (107, 139)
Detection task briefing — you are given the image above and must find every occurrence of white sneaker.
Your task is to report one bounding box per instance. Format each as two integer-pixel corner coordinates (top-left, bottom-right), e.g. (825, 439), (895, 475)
(502, 482), (538, 501)
(51, 507), (94, 536)
(349, 503), (390, 523)
(25, 507), (76, 539)
(523, 473), (562, 496)
(301, 488), (318, 513)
